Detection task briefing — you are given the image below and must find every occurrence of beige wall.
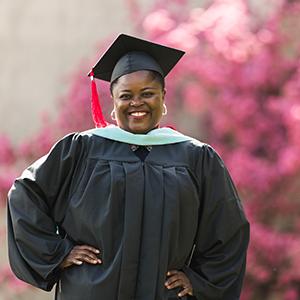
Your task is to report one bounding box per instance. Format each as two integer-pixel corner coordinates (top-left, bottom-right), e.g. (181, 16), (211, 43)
(0, 1), (149, 299)
(0, 0), (150, 142)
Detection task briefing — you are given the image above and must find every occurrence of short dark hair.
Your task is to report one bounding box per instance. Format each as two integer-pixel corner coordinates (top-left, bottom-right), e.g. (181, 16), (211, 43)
(110, 70), (165, 95)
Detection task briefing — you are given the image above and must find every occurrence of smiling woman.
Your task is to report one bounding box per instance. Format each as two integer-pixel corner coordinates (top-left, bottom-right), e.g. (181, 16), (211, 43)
(111, 70), (166, 134)
(7, 34), (249, 300)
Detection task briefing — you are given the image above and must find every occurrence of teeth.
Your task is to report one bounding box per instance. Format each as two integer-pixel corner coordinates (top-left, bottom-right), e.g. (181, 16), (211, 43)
(131, 112), (147, 116)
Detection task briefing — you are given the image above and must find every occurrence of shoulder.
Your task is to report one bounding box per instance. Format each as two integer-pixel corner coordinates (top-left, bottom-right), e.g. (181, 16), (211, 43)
(53, 129), (109, 149)
(183, 138), (220, 158)
(54, 130), (123, 160)
(178, 138), (226, 173)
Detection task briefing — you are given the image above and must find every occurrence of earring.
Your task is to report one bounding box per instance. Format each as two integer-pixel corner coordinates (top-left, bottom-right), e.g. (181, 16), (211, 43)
(162, 104), (168, 116)
(111, 109), (116, 121)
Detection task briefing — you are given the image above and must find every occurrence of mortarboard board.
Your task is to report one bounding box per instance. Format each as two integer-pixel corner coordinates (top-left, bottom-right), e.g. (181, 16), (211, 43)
(89, 34), (185, 82)
(88, 34), (185, 127)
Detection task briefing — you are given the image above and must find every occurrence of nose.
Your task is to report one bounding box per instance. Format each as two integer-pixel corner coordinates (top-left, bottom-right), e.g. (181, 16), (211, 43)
(130, 96), (144, 106)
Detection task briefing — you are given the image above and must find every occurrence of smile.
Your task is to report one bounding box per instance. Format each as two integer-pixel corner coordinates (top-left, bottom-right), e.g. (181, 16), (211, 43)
(129, 111), (148, 117)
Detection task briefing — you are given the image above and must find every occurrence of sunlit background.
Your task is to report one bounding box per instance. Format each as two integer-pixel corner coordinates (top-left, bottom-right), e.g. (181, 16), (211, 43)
(1, 0), (300, 299)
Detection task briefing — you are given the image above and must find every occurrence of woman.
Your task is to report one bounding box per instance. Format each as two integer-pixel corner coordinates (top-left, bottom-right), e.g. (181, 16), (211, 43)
(7, 34), (249, 300)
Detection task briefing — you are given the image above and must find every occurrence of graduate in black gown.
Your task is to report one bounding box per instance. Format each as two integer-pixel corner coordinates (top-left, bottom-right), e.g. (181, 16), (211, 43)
(7, 34), (249, 300)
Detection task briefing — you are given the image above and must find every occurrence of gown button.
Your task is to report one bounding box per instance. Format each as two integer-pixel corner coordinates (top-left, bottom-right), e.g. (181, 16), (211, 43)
(130, 145), (139, 151)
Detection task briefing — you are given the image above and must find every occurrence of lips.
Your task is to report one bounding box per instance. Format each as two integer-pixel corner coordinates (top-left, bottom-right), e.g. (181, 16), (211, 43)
(128, 111), (149, 119)
(129, 111), (148, 116)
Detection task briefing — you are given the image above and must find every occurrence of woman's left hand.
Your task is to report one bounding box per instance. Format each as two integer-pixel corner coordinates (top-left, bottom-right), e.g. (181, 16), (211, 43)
(165, 269), (193, 297)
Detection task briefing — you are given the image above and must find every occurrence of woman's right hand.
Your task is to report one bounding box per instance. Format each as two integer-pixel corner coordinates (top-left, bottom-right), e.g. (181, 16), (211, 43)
(60, 245), (102, 269)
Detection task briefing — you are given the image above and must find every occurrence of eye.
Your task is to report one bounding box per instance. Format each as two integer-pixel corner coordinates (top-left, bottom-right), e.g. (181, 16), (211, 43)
(119, 94), (132, 100)
(141, 91), (154, 98)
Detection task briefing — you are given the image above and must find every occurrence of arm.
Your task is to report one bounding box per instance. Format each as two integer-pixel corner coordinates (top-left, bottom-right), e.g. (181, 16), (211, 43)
(7, 133), (84, 291)
(182, 145), (250, 300)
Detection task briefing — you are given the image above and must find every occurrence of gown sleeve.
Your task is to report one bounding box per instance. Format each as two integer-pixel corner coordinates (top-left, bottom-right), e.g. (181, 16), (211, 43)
(7, 133), (84, 291)
(182, 145), (250, 300)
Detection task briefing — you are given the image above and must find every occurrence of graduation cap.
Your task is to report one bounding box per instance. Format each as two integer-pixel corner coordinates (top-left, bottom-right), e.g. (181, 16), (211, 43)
(88, 34), (185, 127)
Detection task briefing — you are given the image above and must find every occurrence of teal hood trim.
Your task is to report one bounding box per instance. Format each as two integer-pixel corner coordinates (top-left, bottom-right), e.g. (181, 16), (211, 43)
(82, 125), (193, 146)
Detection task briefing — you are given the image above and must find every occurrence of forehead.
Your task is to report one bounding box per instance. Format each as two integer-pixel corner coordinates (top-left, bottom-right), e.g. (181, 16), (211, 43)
(114, 70), (159, 88)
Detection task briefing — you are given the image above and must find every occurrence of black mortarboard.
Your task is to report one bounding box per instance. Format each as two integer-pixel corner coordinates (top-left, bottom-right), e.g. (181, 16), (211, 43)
(89, 34), (185, 82)
(88, 34), (185, 128)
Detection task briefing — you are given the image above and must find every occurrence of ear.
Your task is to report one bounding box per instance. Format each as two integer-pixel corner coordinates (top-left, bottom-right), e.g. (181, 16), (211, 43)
(111, 93), (117, 105)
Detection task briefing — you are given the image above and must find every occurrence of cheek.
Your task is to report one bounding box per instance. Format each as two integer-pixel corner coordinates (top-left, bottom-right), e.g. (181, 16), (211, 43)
(112, 101), (122, 122)
(113, 102), (131, 127)
(153, 99), (164, 115)
(113, 101), (125, 114)
(155, 104), (163, 115)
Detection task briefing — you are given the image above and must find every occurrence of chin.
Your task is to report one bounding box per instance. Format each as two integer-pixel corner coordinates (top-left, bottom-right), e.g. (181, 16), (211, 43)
(129, 128), (149, 134)
(126, 125), (156, 134)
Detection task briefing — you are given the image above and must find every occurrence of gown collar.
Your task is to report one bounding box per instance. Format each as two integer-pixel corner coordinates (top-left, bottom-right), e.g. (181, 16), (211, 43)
(83, 125), (193, 146)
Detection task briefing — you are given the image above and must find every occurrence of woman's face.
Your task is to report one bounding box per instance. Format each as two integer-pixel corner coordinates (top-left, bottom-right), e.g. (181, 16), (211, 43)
(111, 70), (165, 134)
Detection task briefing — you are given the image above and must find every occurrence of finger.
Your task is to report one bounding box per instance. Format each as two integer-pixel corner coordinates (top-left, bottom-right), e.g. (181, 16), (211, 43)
(77, 245), (100, 254)
(166, 270), (179, 276)
(167, 272), (191, 287)
(81, 255), (99, 264)
(76, 250), (100, 261)
(165, 279), (183, 290)
(165, 274), (182, 286)
(74, 253), (102, 264)
(178, 287), (192, 297)
(71, 258), (83, 265)
(84, 255), (102, 264)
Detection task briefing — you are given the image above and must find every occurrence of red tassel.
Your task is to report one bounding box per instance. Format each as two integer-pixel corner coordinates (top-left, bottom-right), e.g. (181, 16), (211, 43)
(90, 71), (108, 128)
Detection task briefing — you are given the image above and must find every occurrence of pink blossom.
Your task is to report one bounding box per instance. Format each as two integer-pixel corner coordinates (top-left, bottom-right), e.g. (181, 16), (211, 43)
(0, 135), (15, 166)
(1, 0), (300, 298)
(284, 289), (298, 300)
(143, 9), (176, 38)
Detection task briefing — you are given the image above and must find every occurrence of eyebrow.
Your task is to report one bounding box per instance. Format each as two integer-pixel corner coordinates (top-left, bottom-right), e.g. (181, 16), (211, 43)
(119, 87), (157, 93)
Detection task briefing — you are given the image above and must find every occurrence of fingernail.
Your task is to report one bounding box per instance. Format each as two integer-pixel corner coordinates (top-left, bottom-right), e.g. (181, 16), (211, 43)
(167, 272), (170, 276)
(98, 259), (102, 264)
(96, 249), (100, 254)
(78, 261), (83, 265)
(93, 260), (98, 263)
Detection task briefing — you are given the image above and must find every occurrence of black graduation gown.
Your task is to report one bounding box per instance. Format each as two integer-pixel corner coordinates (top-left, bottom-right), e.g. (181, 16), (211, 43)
(7, 132), (249, 300)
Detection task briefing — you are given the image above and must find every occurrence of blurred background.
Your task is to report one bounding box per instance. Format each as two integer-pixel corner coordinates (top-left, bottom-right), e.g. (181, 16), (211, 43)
(1, 0), (300, 299)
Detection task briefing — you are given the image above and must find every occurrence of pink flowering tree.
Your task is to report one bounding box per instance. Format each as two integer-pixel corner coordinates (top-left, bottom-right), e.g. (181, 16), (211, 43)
(1, 0), (300, 299)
